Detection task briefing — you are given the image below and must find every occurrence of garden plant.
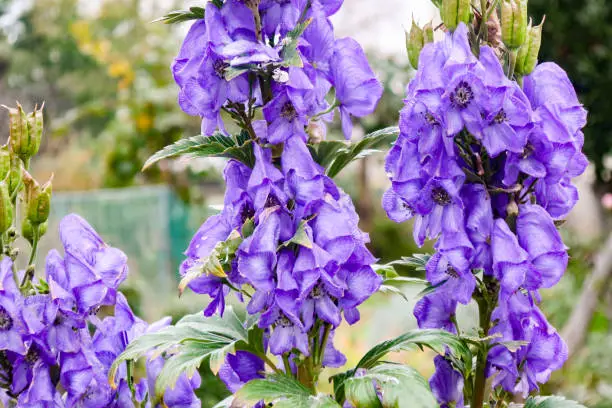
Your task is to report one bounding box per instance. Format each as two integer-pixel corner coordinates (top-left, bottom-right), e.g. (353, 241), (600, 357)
(0, 0), (591, 407)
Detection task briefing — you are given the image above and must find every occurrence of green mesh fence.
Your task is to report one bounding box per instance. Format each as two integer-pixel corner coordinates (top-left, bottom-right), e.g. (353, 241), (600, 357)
(35, 185), (218, 319)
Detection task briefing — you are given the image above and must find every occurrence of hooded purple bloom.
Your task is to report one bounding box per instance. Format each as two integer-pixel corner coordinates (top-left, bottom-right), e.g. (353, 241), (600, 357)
(430, 356), (464, 408)
(517, 204), (568, 288)
(259, 289), (309, 356)
(59, 214), (128, 309)
(414, 292), (457, 333)
(491, 219), (535, 296)
(330, 38), (383, 139)
(218, 351), (264, 393)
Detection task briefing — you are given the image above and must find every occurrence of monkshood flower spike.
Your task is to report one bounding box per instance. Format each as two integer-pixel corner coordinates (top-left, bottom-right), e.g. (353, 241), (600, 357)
(384, 1), (587, 405)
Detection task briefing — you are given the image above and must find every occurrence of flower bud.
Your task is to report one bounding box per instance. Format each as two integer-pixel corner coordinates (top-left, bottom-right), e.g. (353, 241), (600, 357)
(501, 0), (528, 49)
(441, 0), (471, 32)
(0, 145), (10, 181)
(3, 103), (44, 163)
(406, 19), (424, 69)
(515, 17), (544, 76)
(0, 180), (13, 234)
(23, 171), (53, 225)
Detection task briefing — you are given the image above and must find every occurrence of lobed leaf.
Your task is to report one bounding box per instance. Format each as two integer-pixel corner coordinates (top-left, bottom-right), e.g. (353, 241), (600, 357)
(524, 396), (587, 408)
(142, 132), (253, 170)
(234, 372), (314, 406)
(356, 329), (471, 370)
(109, 307), (248, 397)
(154, 7), (205, 24)
(281, 19), (312, 67)
(325, 126), (399, 178)
(344, 364), (437, 408)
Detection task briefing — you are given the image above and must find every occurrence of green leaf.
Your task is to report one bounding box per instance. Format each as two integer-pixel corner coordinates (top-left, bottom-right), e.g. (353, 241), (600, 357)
(225, 66), (252, 81)
(109, 307), (248, 398)
(179, 229), (243, 295)
(326, 126), (399, 178)
(345, 364), (437, 408)
(212, 396), (234, 408)
(281, 19), (312, 67)
(154, 7), (205, 24)
(378, 284), (410, 302)
(309, 141), (347, 169)
(235, 373), (314, 406)
(524, 396), (587, 408)
(356, 329), (471, 370)
(142, 132), (253, 170)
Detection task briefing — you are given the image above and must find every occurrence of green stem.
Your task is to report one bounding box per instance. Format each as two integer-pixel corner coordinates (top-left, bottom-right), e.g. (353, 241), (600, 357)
(282, 354), (293, 376)
(471, 277), (496, 408)
(316, 324), (332, 366)
(27, 228), (39, 267)
(508, 49), (518, 80)
(260, 353), (281, 373)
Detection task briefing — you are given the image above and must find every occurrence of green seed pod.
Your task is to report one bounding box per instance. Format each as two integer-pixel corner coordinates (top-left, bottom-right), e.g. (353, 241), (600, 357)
(441, 0), (471, 32)
(501, 0), (528, 49)
(25, 103), (44, 159)
(7, 155), (22, 198)
(423, 21), (434, 44)
(515, 17), (544, 76)
(0, 145), (10, 181)
(23, 171), (52, 225)
(4, 103), (29, 161)
(0, 180), (13, 234)
(406, 19), (424, 69)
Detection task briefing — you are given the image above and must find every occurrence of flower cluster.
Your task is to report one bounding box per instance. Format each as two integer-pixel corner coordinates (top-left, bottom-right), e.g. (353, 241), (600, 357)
(172, 0), (382, 140)
(383, 24), (587, 404)
(173, 0), (383, 385)
(0, 215), (200, 407)
(182, 137), (381, 366)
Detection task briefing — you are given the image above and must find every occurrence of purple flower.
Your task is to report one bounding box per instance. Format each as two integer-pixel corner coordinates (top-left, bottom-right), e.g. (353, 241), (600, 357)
(517, 204), (568, 288)
(259, 289), (309, 356)
(491, 219), (534, 296)
(414, 292), (457, 333)
(330, 38), (383, 139)
(430, 355), (464, 408)
(218, 351), (264, 393)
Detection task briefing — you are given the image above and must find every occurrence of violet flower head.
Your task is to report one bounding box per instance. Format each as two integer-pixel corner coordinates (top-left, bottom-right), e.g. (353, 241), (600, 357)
(430, 355), (465, 408)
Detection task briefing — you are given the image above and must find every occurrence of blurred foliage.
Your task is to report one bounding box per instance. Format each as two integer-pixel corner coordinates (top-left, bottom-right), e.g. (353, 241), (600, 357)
(529, 0), (612, 184)
(539, 234), (612, 407)
(0, 0), (218, 200)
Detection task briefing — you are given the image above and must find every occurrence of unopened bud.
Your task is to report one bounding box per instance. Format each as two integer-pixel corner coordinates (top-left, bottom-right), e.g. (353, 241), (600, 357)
(515, 17), (544, 76)
(441, 0), (471, 31)
(501, 0), (528, 49)
(307, 120), (326, 144)
(23, 171), (53, 225)
(0, 145), (10, 181)
(406, 19), (424, 69)
(0, 181), (13, 234)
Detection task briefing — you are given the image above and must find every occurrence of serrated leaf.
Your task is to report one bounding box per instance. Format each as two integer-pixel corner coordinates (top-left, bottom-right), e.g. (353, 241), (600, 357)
(498, 340), (529, 352)
(524, 396), (587, 408)
(142, 132), (253, 170)
(280, 19), (312, 67)
(212, 396), (234, 408)
(235, 373), (313, 406)
(345, 364), (437, 408)
(109, 308), (248, 397)
(326, 126), (399, 178)
(356, 329), (471, 370)
(154, 7), (205, 24)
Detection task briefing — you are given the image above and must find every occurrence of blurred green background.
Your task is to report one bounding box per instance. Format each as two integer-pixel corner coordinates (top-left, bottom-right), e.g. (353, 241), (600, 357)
(1, 0), (611, 406)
